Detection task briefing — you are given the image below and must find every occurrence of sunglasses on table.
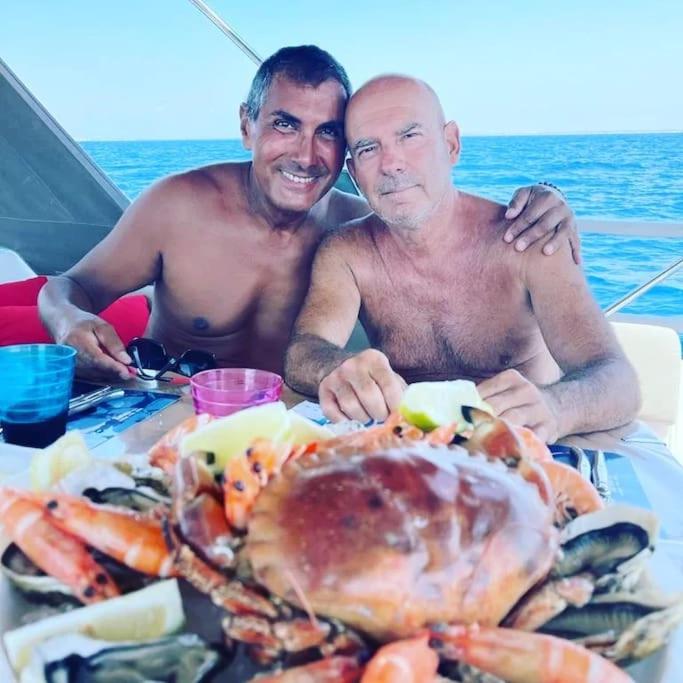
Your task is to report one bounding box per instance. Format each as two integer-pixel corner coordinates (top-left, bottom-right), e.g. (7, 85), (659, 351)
(125, 337), (217, 381)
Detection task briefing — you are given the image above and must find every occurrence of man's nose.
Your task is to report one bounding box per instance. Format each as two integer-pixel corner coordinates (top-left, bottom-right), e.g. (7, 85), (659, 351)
(292, 132), (316, 168)
(379, 144), (406, 175)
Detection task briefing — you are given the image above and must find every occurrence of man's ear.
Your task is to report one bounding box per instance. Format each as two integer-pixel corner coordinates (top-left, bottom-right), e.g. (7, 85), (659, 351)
(240, 103), (253, 150)
(444, 121), (461, 164)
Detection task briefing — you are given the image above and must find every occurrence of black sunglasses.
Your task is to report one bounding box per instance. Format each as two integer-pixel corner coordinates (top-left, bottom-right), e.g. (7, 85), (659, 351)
(126, 337), (217, 381)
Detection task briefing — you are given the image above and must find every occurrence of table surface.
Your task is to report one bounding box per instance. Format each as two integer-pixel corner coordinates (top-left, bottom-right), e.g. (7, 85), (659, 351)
(2, 379), (682, 682)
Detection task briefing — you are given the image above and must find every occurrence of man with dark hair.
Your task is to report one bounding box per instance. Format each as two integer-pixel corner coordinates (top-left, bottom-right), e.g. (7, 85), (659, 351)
(39, 46), (578, 379)
(244, 45), (352, 120)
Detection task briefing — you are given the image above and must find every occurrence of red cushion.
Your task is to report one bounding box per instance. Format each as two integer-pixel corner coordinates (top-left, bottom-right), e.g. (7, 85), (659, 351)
(0, 277), (150, 347)
(0, 276), (48, 305)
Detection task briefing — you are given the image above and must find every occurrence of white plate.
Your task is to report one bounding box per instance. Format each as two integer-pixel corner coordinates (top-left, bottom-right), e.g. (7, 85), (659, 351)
(0, 443), (37, 489)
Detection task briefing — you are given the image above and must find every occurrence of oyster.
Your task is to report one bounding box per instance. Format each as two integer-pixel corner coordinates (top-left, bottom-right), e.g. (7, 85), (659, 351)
(82, 486), (169, 512)
(0, 544), (78, 605)
(21, 633), (220, 683)
(1, 543), (152, 603)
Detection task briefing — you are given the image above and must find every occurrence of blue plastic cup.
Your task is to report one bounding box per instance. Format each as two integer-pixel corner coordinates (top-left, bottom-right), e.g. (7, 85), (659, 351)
(0, 344), (77, 448)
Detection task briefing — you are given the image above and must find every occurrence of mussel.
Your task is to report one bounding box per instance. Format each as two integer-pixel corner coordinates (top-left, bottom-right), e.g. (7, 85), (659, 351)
(553, 504), (658, 579)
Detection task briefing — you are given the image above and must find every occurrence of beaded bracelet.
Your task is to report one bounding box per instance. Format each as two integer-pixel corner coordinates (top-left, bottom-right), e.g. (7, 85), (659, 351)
(537, 181), (566, 198)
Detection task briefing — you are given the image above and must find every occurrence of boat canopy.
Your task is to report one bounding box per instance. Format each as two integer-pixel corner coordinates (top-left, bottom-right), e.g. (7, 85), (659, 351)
(0, 57), (129, 275)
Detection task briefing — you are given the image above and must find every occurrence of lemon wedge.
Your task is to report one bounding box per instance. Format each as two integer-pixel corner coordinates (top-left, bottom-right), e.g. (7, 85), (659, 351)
(29, 430), (93, 491)
(4, 579), (185, 673)
(399, 380), (493, 431)
(179, 403), (334, 471)
(284, 411), (333, 444)
(180, 402), (291, 470)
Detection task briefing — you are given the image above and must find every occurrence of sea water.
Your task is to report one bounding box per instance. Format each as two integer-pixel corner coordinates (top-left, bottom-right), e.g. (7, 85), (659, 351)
(82, 132), (683, 332)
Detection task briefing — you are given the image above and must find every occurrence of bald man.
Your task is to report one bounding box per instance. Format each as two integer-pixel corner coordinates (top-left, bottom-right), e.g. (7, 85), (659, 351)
(285, 75), (640, 443)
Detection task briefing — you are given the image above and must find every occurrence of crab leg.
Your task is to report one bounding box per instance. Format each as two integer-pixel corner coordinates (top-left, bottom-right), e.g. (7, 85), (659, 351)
(432, 623), (634, 683)
(248, 656), (364, 683)
(224, 614), (331, 655)
(171, 541), (277, 618)
(172, 456), (237, 568)
(360, 632), (438, 683)
(462, 406), (553, 460)
(0, 488), (120, 603)
(504, 574), (595, 631)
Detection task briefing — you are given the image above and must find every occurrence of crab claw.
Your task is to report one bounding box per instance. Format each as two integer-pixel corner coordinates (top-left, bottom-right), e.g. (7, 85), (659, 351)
(249, 655), (363, 682)
(463, 409), (552, 463)
(360, 632), (438, 683)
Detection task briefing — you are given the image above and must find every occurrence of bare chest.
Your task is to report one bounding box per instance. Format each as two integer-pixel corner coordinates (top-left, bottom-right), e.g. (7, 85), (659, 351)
(357, 253), (540, 382)
(151, 222), (321, 366)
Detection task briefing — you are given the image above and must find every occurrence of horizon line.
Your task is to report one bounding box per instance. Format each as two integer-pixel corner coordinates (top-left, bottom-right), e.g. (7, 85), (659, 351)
(78, 129), (683, 144)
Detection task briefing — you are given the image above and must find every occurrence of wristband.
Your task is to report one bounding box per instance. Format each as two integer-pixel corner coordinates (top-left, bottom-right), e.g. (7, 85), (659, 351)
(537, 181), (566, 198)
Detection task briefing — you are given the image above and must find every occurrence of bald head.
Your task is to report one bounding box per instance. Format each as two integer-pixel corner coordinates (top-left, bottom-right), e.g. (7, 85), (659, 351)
(345, 74), (460, 231)
(347, 75), (446, 131)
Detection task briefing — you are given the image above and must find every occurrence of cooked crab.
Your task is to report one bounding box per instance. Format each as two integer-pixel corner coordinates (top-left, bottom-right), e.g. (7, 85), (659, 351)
(2, 411), (681, 683)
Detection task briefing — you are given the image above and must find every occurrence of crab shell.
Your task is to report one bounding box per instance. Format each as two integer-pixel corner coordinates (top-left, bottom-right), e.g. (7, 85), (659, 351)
(246, 443), (559, 642)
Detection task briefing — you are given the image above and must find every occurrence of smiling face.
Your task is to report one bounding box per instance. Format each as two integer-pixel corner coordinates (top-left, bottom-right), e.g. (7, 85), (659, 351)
(241, 75), (347, 214)
(346, 77), (460, 230)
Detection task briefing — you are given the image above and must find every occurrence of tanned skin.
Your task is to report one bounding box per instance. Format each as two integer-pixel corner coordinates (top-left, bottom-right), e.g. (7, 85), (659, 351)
(285, 76), (639, 442)
(40, 68), (578, 381)
(39, 77), (366, 379)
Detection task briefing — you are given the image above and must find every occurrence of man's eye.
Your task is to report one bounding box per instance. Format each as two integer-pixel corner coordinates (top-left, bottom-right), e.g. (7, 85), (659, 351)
(274, 119), (294, 131)
(318, 126), (340, 140)
(403, 131), (420, 140)
(357, 146), (376, 158)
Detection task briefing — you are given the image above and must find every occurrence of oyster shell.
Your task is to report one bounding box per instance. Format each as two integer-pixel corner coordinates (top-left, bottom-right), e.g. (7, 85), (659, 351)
(1, 543), (152, 603)
(82, 486), (169, 512)
(0, 544), (78, 605)
(21, 632), (220, 683)
(553, 504), (658, 579)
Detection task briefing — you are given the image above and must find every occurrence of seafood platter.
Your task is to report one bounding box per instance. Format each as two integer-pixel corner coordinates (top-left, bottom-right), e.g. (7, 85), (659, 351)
(0, 381), (682, 682)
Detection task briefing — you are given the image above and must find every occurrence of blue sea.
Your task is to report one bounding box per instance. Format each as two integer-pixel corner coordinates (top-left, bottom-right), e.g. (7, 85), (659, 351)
(82, 133), (682, 331)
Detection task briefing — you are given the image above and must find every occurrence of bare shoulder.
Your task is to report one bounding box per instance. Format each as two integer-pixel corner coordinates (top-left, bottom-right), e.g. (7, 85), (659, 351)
(144, 162), (244, 217)
(321, 188), (370, 230)
(461, 191), (509, 241)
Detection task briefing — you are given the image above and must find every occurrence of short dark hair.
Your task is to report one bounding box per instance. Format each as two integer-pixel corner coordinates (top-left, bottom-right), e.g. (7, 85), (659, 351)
(244, 45), (351, 120)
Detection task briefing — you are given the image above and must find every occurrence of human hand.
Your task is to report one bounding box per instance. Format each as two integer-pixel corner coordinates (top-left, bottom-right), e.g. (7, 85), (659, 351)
(319, 349), (406, 423)
(477, 369), (561, 443)
(56, 313), (133, 381)
(504, 184), (581, 264)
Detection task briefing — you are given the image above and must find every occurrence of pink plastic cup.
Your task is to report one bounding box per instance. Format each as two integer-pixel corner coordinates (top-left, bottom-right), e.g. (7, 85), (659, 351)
(190, 368), (283, 417)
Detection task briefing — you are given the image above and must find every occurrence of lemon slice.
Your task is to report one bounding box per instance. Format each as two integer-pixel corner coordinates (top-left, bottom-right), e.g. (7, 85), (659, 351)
(284, 411), (333, 444)
(399, 380), (493, 431)
(180, 401), (291, 470)
(4, 579), (184, 673)
(29, 430), (93, 491)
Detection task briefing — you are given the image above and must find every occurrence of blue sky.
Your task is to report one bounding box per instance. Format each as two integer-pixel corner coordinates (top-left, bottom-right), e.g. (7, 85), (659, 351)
(1, 0), (681, 140)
